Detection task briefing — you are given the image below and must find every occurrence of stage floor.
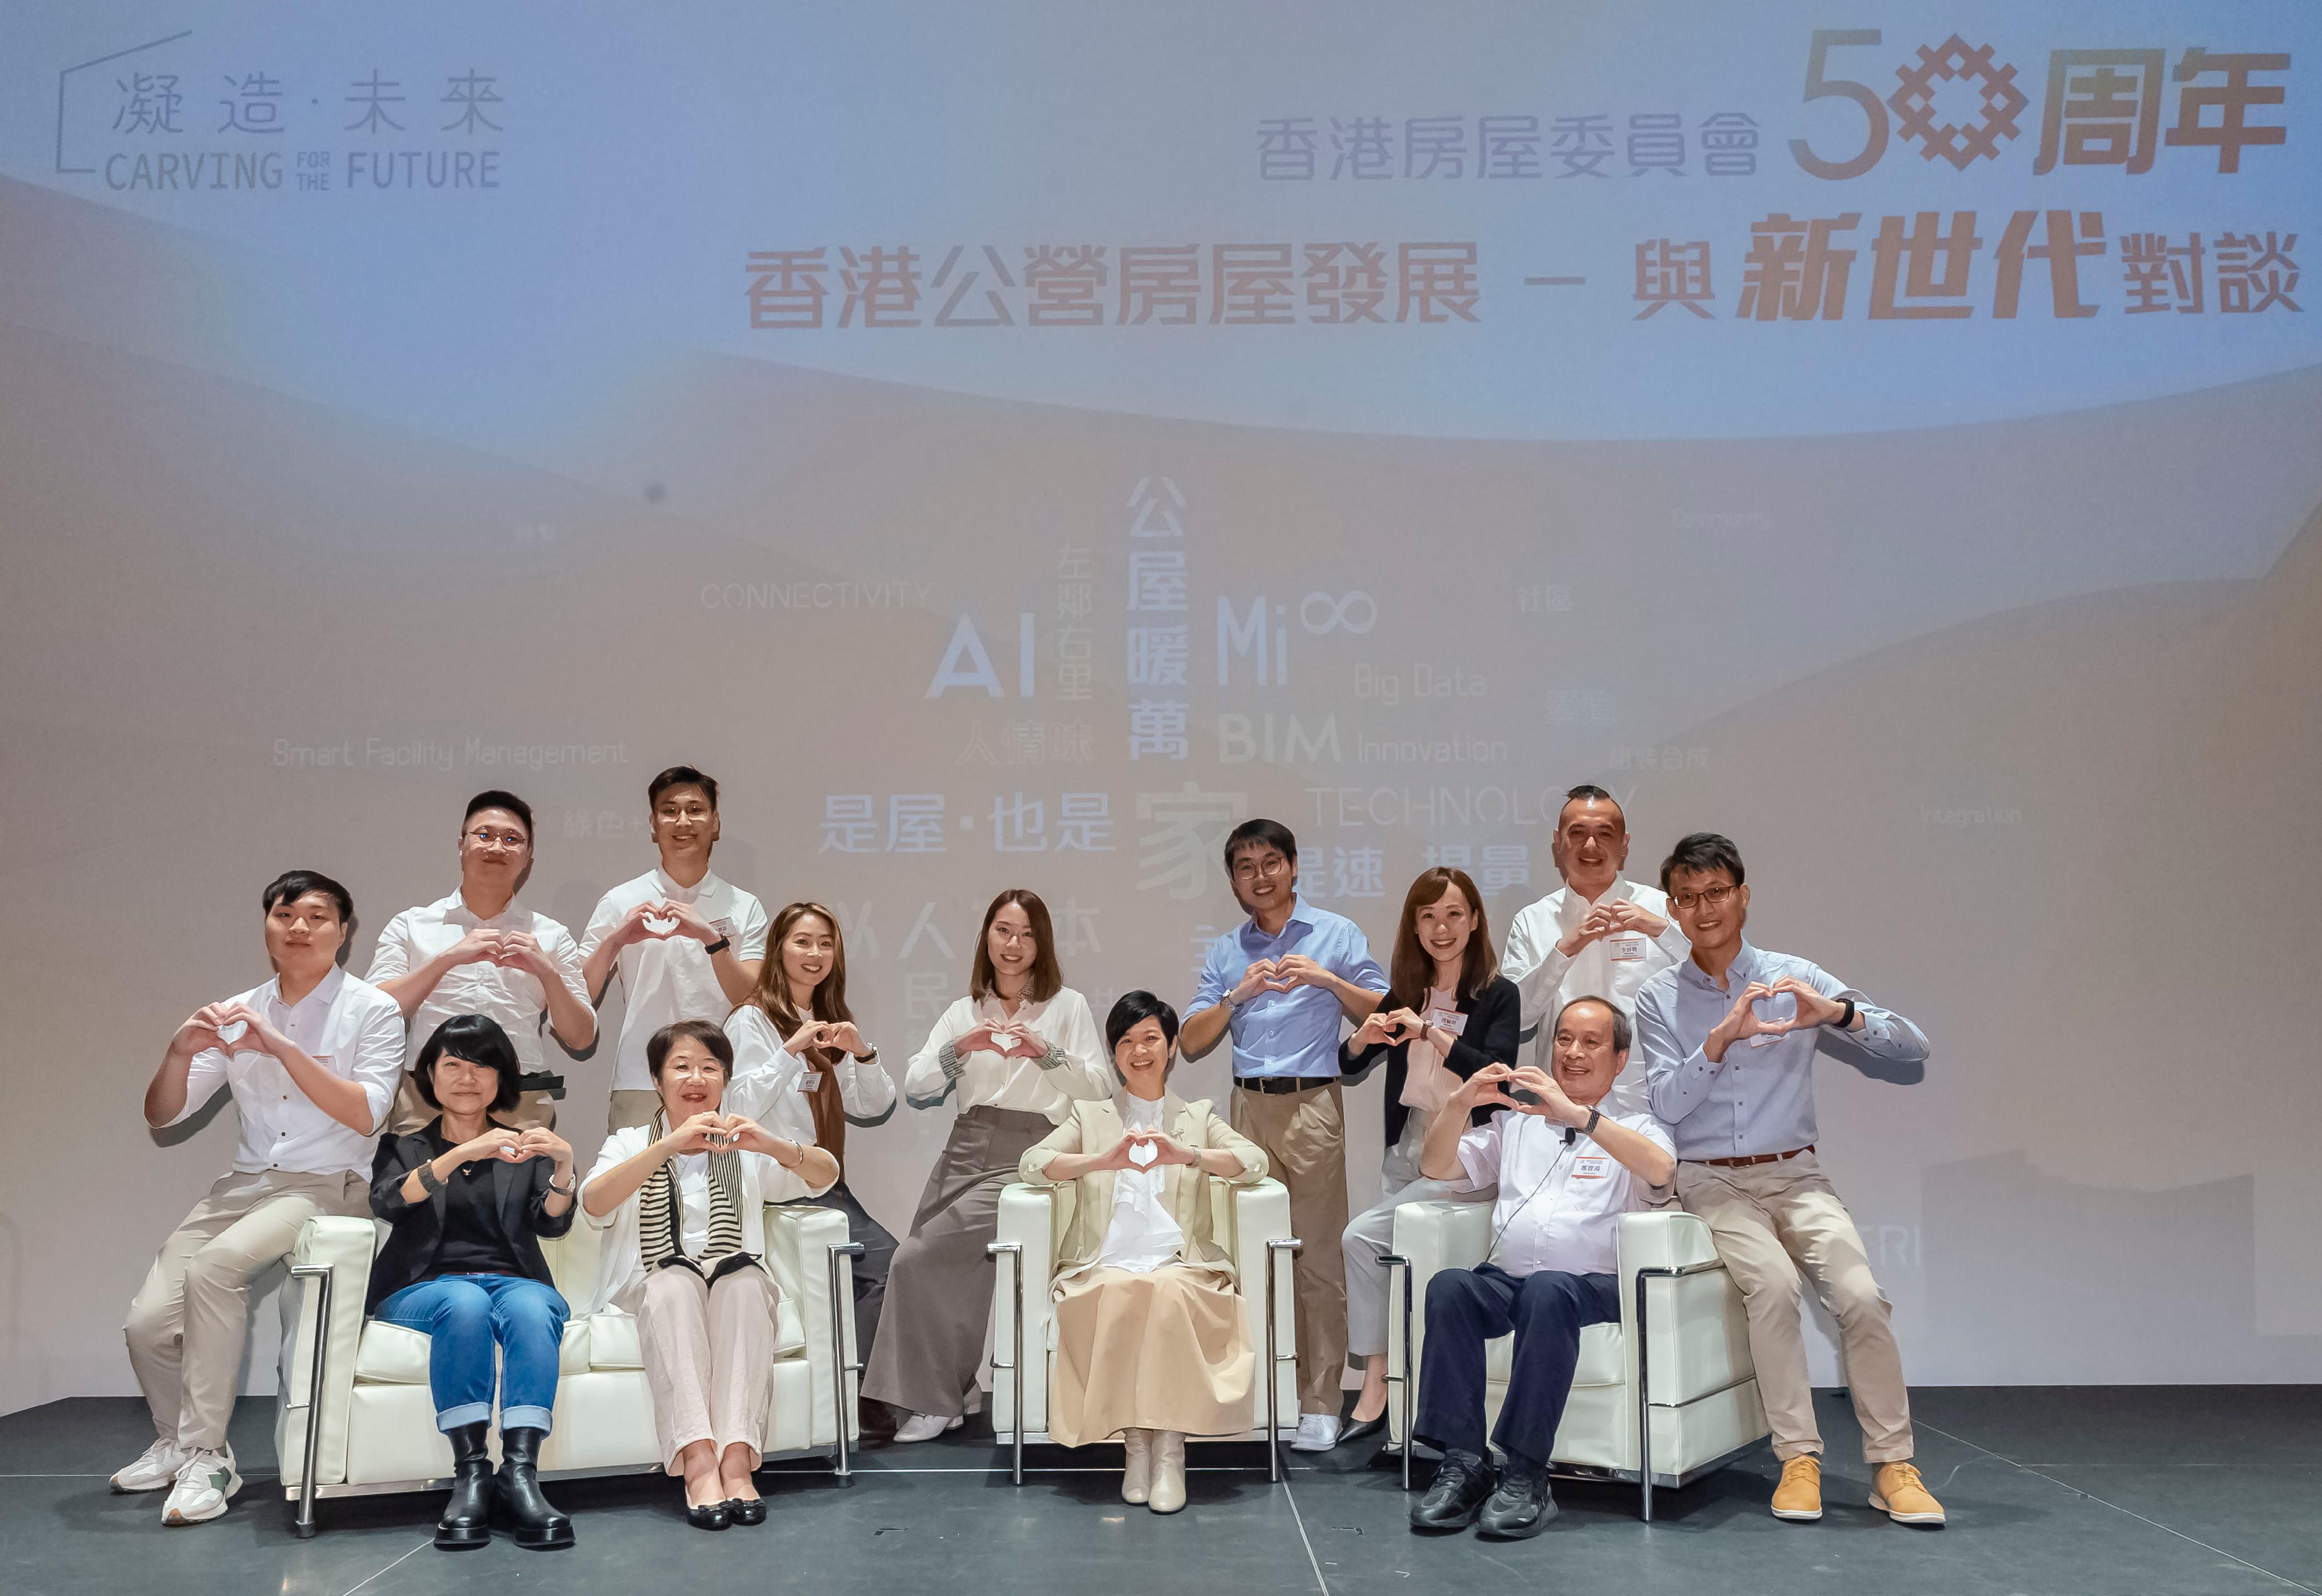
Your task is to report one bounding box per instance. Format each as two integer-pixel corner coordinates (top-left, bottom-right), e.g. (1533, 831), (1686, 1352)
(2, 1388), (2314, 1596)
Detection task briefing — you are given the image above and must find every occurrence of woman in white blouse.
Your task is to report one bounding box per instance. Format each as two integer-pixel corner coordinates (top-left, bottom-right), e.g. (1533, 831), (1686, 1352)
(1019, 991), (1269, 1514)
(861, 889), (1110, 1443)
(724, 902), (899, 1431)
(579, 1020), (837, 1530)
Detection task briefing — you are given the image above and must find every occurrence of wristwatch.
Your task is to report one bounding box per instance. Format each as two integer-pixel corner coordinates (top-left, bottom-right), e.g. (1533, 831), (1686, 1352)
(547, 1173), (575, 1197)
(1582, 1107), (1601, 1140)
(703, 935), (733, 956)
(416, 1161), (447, 1196)
(1834, 998), (1856, 1030)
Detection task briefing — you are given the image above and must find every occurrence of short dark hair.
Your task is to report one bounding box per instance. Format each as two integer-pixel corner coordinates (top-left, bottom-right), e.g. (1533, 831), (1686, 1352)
(1105, 990), (1181, 1055)
(413, 1013), (522, 1113)
(1565, 783), (1616, 806)
(262, 869), (353, 926)
(647, 1019), (734, 1079)
(463, 789), (534, 840)
(648, 765), (719, 811)
(1555, 995), (1632, 1056)
(1659, 832), (1746, 894)
(1223, 817), (1297, 873)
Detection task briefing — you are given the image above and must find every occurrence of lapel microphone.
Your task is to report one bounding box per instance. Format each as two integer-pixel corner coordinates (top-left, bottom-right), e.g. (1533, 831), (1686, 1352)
(1562, 1125), (1577, 1147)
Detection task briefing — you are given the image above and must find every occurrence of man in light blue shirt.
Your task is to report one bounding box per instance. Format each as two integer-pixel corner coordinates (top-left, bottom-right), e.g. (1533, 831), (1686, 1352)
(1634, 832), (1944, 1530)
(1182, 818), (1386, 1449)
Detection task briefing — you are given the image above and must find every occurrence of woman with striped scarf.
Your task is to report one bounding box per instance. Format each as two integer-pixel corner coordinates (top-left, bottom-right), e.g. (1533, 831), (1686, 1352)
(580, 1020), (838, 1529)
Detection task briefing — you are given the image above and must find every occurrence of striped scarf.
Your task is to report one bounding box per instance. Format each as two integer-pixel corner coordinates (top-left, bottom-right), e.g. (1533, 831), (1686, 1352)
(639, 1110), (755, 1280)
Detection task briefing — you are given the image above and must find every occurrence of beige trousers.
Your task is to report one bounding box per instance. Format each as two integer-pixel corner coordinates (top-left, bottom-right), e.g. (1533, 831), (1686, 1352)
(1676, 1151), (1914, 1463)
(636, 1264), (783, 1472)
(1229, 1082), (1347, 1416)
(124, 1168), (370, 1451)
(607, 1089), (662, 1133)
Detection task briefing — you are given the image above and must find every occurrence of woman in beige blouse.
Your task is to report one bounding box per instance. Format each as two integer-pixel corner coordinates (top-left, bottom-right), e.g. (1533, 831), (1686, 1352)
(1018, 990), (1270, 1514)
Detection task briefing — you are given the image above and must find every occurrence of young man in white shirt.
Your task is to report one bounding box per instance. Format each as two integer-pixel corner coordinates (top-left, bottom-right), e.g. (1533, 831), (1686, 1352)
(1407, 996), (1675, 1539)
(1499, 785), (1689, 1117)
(367, 790), (594, 1131)
(119, 871), (405, 1526)
(581, 767), (769, 1131)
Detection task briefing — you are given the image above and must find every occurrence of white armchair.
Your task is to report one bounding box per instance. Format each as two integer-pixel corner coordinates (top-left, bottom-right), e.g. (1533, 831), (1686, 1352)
(983, 1176), (1301, 1482)
(1384, 1201), (1768, 1519)
(273, 1203), (862, 1533)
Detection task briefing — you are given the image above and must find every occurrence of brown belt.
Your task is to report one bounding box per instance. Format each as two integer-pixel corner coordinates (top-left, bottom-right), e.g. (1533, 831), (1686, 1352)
(1692, 1143), (1813, 1169)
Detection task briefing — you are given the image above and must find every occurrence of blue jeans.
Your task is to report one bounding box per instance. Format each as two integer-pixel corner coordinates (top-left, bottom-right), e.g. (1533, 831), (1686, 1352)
(376, 1274), (568, 1434)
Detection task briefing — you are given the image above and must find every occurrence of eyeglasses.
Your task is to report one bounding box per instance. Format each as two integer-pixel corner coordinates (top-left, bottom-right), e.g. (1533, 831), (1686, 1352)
(466, 828), (529, 850)
(1670, 883), (1739, 912)
(1231, 855), (1290, 881)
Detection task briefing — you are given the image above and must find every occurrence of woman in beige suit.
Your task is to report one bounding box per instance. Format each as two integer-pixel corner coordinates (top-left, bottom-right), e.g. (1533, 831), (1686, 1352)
(1018, 990), (1270, 1514)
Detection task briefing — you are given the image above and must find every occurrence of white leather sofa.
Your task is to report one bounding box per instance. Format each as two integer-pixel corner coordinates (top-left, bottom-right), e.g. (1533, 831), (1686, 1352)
(273, 1202), (861, 1533)
(985, 1175), (1300, 1482)
(1384, 1200), (1768, 1518)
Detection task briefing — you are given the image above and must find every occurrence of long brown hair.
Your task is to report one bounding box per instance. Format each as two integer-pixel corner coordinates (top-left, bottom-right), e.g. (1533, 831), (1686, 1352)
(968, 888), (1063, 1003)
(747, 902), (856, 1165)
(1385, 868), (1495, 1013)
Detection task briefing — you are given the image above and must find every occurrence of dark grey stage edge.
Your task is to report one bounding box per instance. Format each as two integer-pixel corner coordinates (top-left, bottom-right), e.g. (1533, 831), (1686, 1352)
(2, 1388), (2314, 1596)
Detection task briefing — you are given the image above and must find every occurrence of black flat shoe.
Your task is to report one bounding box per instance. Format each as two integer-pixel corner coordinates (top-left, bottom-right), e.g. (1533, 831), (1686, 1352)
(724, 1497), (767, 1526)
(686, 1501), (732, 1531)
(1336, 1414), (1388, 1447)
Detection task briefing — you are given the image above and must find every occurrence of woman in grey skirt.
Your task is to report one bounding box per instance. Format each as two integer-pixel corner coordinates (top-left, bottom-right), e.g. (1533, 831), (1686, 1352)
(863, 888), (1111, 1442)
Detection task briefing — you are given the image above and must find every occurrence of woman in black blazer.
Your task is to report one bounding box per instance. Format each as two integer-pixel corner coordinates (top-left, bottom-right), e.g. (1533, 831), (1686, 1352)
(1333, 868), (1520, 1445)
(368, 1014), (578, 1551)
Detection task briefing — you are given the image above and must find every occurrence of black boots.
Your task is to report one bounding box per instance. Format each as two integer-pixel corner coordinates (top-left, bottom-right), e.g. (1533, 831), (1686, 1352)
(435, 1422), (495, 1550)
(490, 1427), (574, 1550)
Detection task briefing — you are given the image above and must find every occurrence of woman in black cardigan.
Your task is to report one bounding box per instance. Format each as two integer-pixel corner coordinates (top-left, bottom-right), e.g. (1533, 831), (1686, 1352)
(1333, 867), (1519, 1445)
(368, 1013), (578, 1551)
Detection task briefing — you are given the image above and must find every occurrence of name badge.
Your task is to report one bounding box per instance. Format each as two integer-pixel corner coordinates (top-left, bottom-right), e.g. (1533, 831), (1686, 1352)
(1427, 1009), (1468, 1035)
(799, 1071), (823, 1092)
(1571, 1156), (1611, 1180)
(711, 917), (737, 939)
(1607, 934), (1649, 962)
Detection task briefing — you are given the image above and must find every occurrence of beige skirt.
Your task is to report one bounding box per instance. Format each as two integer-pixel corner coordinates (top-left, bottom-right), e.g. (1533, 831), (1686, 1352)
(1048, 1265), (1253, 1447)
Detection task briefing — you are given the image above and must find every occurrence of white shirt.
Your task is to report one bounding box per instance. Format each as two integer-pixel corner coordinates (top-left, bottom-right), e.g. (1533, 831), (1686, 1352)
(1501, 878), (1689, 1117)
(723, 1005), (897, 1148)
(163, 967), (406, 1176)
(579, 1121), (834, 1314)
(903, 990), (1111, 1121)
(1451, 1108), (1674, 1278)
(366, 891), (587, 1077)
(580, 868), (770, 1093)
(1095, 1094), (1187, 1273)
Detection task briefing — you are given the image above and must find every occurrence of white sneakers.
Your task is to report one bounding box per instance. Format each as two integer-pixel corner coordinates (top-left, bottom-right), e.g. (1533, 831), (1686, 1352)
(1288, 1414), (1341, 1453)
(890, 1411), (965, 1444)
(161, 1446), (241, 1526)
(110, 1438), (189, 1494)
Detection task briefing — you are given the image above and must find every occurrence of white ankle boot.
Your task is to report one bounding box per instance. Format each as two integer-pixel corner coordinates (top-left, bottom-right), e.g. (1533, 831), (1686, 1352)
(1148, 1431), (1187, 1514)
(1120, 1428), (1152, 1504)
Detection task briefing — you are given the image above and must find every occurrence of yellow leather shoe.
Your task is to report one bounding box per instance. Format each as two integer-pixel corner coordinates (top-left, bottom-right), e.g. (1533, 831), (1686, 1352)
(1771, 1455), (1823, 1521)
(1870, 1461), (1946, 1526)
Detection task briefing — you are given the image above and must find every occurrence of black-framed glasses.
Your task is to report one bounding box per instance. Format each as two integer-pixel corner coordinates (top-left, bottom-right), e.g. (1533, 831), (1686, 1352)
(1670, 883), (1738, 912)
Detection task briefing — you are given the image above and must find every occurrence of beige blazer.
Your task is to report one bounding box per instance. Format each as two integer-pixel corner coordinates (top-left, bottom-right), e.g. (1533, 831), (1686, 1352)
(1018, 1092), (1268, 1286)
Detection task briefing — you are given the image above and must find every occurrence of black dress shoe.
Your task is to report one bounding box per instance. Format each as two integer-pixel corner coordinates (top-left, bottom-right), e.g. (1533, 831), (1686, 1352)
(1478, 1455), (1559, 1539)
(724, 1496), (767, 1526)
(489, 1427), (575, 1550)
(434, 1422), (494, 1550)
(686, 1500), (732, 1531)
(1409, 1450), (1497, 1532)
(1336, 1414), (1388, 1447)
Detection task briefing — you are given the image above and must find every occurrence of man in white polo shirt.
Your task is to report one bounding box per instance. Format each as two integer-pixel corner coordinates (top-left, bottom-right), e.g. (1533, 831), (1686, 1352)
(367, 790), (594, 1131)
(582, 765), (769, 1131)
(119, 870), (405, 1527)
(1405, 995), (1674, 1540)
(1500, 785), (1688, 1117)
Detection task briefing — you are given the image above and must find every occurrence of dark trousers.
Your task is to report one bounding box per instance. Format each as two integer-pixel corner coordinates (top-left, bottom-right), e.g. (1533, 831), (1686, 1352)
(820, 1178), (899, 1364)
(1413, 1263), (1619, 1467)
